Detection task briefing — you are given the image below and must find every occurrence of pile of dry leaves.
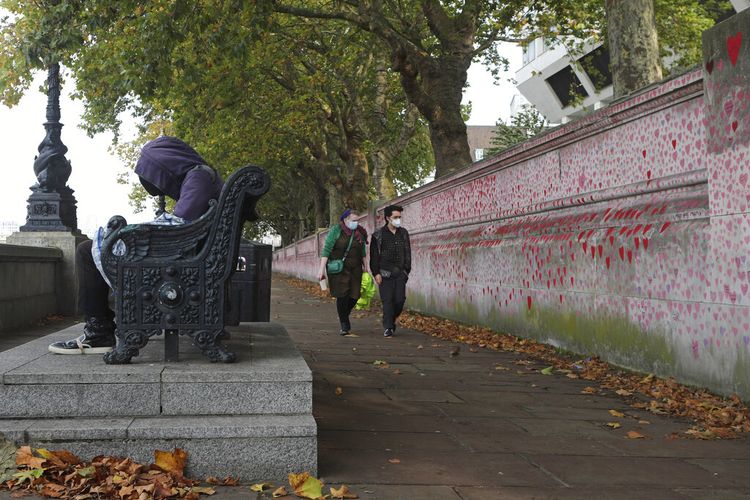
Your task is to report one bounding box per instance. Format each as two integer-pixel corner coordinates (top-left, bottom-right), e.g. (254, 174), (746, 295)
(0, 442), (357, 499)
(283, 275), (750, 439)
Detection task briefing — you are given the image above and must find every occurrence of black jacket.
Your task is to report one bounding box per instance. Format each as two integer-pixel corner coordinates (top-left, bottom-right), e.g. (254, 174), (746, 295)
(370, 225), (411, 276)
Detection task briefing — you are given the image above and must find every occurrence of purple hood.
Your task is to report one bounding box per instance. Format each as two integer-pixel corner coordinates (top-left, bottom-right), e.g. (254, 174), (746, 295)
(135, 136), (224, 221)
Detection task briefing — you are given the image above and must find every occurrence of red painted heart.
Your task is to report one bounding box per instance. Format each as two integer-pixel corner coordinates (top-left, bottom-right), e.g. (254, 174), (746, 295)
(727, 32), (742, 66)
(732, 121), (739, 132)
(671, 139), (677, 150)
(705, 59), (714, 74)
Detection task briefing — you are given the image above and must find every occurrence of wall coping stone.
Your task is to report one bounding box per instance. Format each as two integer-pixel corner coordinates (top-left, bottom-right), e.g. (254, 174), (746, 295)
(0, 243), (62, 262)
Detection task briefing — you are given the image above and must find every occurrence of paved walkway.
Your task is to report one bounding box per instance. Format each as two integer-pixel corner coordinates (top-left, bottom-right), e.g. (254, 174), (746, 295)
(273, 277), (750, 499)
(2, 277), (750, 499)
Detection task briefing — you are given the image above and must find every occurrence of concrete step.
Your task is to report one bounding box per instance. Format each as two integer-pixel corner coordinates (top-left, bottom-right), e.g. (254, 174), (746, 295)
(0, 322), (312, 418)
(0, 322), (317, 480)
(1, 414), (317, 482)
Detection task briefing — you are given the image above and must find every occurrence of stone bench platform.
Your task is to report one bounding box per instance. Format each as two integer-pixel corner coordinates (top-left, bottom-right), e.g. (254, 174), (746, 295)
(0, 322), (316, 481)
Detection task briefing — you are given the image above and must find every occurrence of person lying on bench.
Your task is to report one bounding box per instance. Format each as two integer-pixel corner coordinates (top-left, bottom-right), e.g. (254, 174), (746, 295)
(48, 136), (224, 354)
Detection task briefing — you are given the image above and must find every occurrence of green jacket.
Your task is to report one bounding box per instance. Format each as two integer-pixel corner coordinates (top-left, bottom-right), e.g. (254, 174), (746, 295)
(322, 224), (367, 258)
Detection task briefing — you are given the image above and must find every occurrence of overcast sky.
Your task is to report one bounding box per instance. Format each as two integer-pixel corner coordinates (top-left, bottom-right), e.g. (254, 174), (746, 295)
(0, 44), (521, 239)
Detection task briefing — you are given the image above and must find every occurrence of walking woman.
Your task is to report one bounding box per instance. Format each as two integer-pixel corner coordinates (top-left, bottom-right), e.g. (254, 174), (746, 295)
(317, 209), (368, 335)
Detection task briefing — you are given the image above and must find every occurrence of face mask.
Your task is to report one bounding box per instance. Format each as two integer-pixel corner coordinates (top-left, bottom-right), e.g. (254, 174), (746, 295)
(391, 218), (402, 228)
(346, 220), (359, 230)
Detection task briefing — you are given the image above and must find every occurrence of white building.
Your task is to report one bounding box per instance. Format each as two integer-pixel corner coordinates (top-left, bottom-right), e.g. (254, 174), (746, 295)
(516, 0), (747, 124)
(516, 36), (612, 124)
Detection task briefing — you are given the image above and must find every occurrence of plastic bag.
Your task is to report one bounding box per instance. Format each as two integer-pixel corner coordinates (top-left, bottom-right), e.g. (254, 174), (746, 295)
(355, 273), (376, 310)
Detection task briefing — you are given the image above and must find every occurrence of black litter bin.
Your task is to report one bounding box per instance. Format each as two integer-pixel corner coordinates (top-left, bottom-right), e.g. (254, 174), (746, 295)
(225, 239), (272, 325)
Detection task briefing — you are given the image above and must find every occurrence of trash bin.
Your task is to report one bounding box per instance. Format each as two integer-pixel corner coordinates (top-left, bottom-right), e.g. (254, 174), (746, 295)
(225, 239), (272, 325)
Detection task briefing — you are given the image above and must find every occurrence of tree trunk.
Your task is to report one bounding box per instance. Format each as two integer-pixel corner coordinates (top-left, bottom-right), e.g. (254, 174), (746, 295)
(312, 182), (327, 230)
(606, 0), (663, 98)
(426, 115), (471, 178)
(343, 143), (370, 212)
(393, 51), (472, 178)
(371, 148), (397, 200)
(327, 183), (344, 226)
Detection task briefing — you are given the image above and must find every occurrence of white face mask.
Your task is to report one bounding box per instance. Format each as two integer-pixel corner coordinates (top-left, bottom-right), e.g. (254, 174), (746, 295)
(346, 220), (359, 230)
(391, 217), (402, 228)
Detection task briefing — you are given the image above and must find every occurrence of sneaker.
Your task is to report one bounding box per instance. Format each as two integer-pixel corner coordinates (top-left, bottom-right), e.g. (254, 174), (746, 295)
(340, 321), (351, 336)
(383, 328), (394, 338)
(48, 317), (116, 355)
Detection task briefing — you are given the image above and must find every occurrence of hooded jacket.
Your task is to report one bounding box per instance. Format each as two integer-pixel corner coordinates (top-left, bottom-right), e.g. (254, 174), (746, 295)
(134, 136), (224, 221)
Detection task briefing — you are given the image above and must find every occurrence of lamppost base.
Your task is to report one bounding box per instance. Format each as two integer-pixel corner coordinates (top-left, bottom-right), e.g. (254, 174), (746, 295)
(19, 188), (81, 234)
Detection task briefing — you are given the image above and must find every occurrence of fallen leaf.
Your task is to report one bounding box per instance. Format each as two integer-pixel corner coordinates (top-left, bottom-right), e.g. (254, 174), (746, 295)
(154, 448), (188, 477)
(0, 436), (17, 483)
(251, 482), (273, 492)
(272, 485), (289, 497)
(469, 348), (478, 353)
(606, 422), (621, 429)
(626, 431), (647, 439)
(616, 389), (633, 396)
(334, 387), (343, 396)
(77, 465), (96, 477)
(40, 483), (66, 498)
(288, 472), (323, 500)
(330, 484), (358, 498)
(566, 373), (579, 379)
(190, 486), (216, 495)
(540, 366), (554, 375)
(392, 369), (402, 375)
(387, 458), (400, 464)
(608, 410), (626, 418)
(12, 468), (44, 484)
(494, 365), (510, 371)
(581, 387), (598, 394)
(416, 345), (423, 350)
(373, 360), (389, 368)
(638, 420), (651, 425)
(15, 446), (46, 469)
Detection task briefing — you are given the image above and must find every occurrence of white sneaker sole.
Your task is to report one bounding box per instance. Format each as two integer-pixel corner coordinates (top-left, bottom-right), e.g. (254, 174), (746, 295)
(48, 345), (114, 355)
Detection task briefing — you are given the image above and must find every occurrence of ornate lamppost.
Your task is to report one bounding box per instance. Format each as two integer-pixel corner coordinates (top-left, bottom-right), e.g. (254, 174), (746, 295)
(8, 62), (85, 316)
(19, 62), (80, 233)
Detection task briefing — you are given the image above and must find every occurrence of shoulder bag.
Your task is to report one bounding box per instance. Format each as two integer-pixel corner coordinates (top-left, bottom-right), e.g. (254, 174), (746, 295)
(326, 233), (354, 274)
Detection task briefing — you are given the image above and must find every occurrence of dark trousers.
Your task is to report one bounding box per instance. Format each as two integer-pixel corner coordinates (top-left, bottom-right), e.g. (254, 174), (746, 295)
(76, 240), (114, 320)
(336, 297), (358, 327)
(379, 274), (407, 330)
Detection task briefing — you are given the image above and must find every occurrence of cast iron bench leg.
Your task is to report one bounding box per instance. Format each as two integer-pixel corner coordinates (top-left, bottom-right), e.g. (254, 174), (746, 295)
(165, 329), (179, 362)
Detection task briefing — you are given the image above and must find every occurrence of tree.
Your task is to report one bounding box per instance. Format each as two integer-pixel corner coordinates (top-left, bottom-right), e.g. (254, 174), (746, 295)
(271, 0), (540, 179)
(487, 105), (547, 156)
(605, 0), (663, 97)
(0, 0), (433, 241)
(562, 0), (732, 97)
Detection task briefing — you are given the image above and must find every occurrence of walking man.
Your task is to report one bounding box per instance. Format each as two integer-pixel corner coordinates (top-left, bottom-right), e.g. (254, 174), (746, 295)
(370, 205), (411, 337)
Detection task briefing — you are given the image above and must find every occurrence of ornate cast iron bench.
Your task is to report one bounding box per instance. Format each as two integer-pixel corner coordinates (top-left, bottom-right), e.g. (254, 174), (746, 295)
(99, 165), (271, 364)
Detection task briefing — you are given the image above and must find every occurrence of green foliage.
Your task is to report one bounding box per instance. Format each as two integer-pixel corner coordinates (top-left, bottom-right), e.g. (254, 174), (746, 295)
(655, 0), (735, 73)
(487, 105), (547, 156)
(0, 1), (433, 244)
(546, 0), (734, 76)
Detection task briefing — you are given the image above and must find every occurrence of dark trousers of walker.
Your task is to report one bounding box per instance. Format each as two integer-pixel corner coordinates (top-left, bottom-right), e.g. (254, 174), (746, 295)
(379, 274), (407, 330)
